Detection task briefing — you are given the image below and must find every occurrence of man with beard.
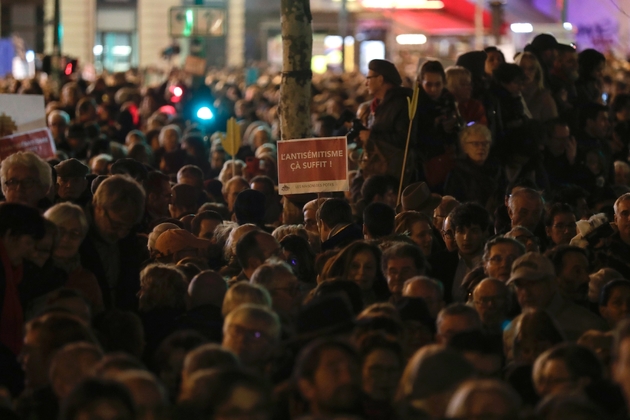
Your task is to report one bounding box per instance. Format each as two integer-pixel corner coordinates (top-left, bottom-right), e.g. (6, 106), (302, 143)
(296, 338), (363, 418)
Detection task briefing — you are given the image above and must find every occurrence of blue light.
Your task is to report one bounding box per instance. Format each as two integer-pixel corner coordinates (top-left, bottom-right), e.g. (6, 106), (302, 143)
(196, 106), (213, 120)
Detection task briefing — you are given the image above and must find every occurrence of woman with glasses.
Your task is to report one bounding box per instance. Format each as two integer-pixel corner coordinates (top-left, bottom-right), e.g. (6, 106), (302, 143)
(44, 203), (103, 313)
(444, 123), (500, 210)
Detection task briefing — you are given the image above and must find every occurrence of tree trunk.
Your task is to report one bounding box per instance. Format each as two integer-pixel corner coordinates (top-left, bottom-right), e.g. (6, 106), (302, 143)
(279, 0), (312, 140)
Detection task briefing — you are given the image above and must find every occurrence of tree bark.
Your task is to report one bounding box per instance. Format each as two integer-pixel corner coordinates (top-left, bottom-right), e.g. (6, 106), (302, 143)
(279, 0), (312, 140)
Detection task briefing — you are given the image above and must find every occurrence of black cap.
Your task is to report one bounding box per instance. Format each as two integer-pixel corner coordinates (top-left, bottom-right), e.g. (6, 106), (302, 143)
(54, 158), (89, 178)
(530, 33), (559, 51)
(368, 59), (402, 86)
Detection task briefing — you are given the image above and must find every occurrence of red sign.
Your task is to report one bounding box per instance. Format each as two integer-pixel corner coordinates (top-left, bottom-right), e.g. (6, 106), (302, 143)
(0, 128), (57, 161)
(277, 137), (348, 195)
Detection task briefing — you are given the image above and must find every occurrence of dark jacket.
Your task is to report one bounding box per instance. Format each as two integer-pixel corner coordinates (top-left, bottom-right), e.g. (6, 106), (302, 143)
(79, 219), (147, 311)
(426, 250), (459, 304)
(321, 223), (364, 252)
(365, 86), (414, 181)
(414, 88), (460, 161)
(443, 156), (500, 210)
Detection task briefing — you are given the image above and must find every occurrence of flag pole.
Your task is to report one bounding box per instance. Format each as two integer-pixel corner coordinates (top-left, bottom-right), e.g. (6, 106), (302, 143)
(397, 82), (419, 207)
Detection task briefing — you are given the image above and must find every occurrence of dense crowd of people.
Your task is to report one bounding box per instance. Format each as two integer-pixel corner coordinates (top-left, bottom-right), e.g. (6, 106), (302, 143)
(2, 32), (630, 419)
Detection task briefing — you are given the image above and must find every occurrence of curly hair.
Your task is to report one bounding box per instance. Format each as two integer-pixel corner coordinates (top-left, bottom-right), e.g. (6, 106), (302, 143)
(139, 264), (187, 312)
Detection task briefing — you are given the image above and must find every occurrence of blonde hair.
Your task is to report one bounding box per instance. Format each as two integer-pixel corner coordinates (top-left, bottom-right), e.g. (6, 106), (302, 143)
(515, 52), (545, 90)
(44, 202), (89, 238)
(222, 282), (272, 316)
(445, 66), (472, 92)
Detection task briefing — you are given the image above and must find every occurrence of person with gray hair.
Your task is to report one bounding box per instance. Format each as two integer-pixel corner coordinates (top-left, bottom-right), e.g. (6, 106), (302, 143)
(507, 187), (544, 234)
(79, 175), (147, 310)
(250, 258), (302, 326)
(222, 303), (281, 375)
(443, 123), (498, 208)
(44, 202), (103, 312)
(1, 151), (53, 209)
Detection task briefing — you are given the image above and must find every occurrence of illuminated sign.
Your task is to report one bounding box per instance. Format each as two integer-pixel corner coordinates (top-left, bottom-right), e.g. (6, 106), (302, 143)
(360, 0), (444, 9)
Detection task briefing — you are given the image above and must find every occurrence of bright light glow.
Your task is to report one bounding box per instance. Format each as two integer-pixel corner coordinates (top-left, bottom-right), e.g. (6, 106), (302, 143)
(112, 46), (132, 56)
(360, 0), (443, 9)
(93, 45), (103, 56)
(510, 23), (533, 33)
(312, 55), (327, 74)
(344, 36), (355, 46)
(25, 51), (34, 62)
(325, 36), (343, 49)
(173, 86), (183, 97)
(197, 106), (213, 120)
(563, 22), (573, 30)
(396, 34), (428, 45)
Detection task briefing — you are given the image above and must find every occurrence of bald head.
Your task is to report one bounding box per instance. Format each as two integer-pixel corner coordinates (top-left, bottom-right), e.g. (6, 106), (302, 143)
(472, 278), (510, 331)
(402, 276), (444, 318)
(188, 270), (227, 309)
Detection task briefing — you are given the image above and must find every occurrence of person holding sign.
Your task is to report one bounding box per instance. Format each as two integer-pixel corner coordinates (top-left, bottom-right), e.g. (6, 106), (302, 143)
(360, 59), (414, 183)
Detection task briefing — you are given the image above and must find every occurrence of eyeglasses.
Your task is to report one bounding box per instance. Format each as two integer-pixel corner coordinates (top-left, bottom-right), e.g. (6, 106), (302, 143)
(272, 284), (300, 297)
(474, 295), (506, 307)
(465, 141), (491, 148)
(4, 178), (39, 190)
(103, 208), (135, 234)
(58, 227), (83, 241)
(488, 255), (518, 265)
(227, 324), (271, 342)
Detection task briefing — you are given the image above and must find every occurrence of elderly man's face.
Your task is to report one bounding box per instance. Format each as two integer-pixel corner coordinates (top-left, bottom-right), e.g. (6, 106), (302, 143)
(222, 316), (277, 367)
(4, 165), (47, 207)
(94, 205), (136, 244)
(485, 242), (522, 282)
(509, 195), (543, 231)
(269, 269), (301, 318)
(512, 277), (555, 310)
(386, 257), (420, 297)
(473, 281), (508, 329)
(57, 176), (87, 200)
(403, 280), (443, 319)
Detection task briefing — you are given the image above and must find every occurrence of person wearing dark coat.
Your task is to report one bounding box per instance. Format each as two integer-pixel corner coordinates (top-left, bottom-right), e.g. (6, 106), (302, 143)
(360, 59), (414, 183)
(78, 175), (147, 311)
(443, 124), (499, 210)
(414, 61), (463, 190)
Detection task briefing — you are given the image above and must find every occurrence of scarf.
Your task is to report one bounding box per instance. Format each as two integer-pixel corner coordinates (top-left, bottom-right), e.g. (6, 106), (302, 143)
(370, 97), (381, 115)
(0, 241), (24, 355)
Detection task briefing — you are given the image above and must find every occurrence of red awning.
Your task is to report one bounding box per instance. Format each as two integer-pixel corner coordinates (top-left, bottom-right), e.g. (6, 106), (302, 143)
(373, 0), (494, 36)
